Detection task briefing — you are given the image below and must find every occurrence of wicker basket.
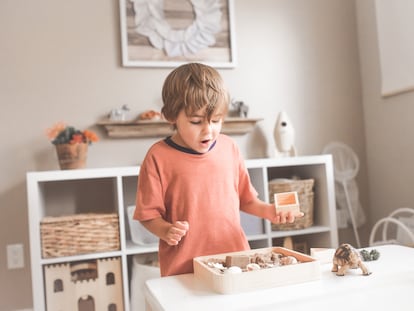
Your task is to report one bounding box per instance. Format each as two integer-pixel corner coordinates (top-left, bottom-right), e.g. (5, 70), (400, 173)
(40, 213), (120, 258)
(269, 179), (315, 230)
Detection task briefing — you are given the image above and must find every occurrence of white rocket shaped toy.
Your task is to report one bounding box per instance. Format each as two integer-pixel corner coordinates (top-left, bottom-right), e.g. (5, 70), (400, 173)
(274, 111), (297, 157)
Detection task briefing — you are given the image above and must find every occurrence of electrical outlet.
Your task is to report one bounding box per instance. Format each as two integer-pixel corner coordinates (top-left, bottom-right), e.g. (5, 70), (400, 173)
(7, 244), (24, 269)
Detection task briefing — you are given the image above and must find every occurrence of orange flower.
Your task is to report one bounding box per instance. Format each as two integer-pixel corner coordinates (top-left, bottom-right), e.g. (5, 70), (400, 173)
(46, 123), (99, 145)
(46, 122), (66, 141)
(70, 133), (85, 144)
(83, 130), (99, 143)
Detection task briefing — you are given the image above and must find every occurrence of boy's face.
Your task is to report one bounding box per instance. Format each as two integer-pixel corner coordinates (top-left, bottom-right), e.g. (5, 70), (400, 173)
(170, 107), (224, 153)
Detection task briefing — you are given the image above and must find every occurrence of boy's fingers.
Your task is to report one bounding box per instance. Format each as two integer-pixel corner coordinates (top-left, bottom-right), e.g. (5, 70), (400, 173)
(295, 212), (305, 218)
(175, 220), (189, 231)
(272, 211), (303, 224)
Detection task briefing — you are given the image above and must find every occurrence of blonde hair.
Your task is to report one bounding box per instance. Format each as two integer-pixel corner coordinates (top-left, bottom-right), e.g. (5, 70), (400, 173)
(161, 63), (229, 122)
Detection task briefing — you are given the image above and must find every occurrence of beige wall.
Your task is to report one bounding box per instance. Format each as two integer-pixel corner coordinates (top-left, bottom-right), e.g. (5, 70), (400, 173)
(357, 3), (414, 227)
(0, 0), (369, 309)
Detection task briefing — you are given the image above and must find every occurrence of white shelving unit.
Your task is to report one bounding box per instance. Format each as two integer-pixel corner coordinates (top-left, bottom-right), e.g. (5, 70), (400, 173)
(26, 155), (338, 311)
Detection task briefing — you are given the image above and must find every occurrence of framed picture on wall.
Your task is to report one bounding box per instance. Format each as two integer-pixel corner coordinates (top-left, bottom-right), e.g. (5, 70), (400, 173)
(119, 0), (237, 68)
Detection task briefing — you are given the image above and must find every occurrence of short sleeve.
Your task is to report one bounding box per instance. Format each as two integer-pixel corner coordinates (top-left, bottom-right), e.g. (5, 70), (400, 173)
(134, 151), (166, 221)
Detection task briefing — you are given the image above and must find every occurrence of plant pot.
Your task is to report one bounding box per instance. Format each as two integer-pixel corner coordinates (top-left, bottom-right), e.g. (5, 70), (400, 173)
(55, 143), (88, 170)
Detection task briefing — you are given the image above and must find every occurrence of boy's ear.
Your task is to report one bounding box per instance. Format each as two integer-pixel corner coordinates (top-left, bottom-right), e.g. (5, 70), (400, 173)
(164, 117), (177, 129)
(164, 117), (176, 125)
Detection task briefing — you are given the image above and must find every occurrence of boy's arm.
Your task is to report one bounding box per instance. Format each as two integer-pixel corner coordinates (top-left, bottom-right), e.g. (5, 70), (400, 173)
(140, 217), (189, 246)
(241, 197), (304, 224)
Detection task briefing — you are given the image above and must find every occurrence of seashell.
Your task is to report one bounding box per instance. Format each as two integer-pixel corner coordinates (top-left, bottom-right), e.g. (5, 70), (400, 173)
(224, 266), (243, 274)
(246, 263), (261, 271)
(280, 256), (298, 265)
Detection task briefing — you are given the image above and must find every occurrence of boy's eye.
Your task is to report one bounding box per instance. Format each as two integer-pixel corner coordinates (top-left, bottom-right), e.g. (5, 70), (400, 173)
(190, 120), (202, 125)
(211, 119), (221, 124)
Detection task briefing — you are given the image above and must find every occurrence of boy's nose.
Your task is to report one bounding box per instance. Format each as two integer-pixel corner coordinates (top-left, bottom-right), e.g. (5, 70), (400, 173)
(202, 120), (213, 132)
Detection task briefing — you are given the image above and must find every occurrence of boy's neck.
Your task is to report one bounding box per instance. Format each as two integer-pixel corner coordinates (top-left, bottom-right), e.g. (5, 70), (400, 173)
(164, 136), (216, 154)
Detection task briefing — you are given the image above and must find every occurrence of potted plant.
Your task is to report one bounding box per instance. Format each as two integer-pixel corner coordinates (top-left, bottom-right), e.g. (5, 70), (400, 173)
(46, 122), (99, 169)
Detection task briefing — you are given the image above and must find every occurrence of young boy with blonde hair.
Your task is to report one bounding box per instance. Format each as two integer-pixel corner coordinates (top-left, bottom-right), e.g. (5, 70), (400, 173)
(134, 63), (303, 276)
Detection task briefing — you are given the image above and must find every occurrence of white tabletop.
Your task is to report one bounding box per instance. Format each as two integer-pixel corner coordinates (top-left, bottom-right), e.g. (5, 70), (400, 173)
(144, 245), (414, 311)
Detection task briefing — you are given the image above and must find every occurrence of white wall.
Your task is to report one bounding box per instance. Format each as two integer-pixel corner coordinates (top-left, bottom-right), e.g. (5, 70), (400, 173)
(0, 0), (367, 309)
(356, 2), (414, 228)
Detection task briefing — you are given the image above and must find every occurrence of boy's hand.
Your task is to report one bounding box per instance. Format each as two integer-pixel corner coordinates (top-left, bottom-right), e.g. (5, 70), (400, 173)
(165, 221), (189, 246)
(272, 209), (304, 224)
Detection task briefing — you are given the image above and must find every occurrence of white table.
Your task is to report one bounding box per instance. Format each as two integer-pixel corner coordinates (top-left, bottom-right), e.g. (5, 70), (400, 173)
(144, 245), (414, 311)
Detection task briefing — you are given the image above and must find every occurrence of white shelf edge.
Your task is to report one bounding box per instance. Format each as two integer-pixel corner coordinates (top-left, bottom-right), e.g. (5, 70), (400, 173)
(39, 250), (124, 265)
(269, 225), (332, 238)
(125, 241), (159, 255)
(246, 234), (268, 241)
(245, 154), (332, 168)
(26, 166), (140, 182)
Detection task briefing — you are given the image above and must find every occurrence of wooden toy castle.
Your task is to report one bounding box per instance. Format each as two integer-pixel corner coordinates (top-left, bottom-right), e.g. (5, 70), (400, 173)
(44, 257), (124, 311)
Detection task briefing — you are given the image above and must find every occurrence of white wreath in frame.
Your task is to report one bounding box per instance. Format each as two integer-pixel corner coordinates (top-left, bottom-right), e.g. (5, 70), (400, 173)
(131, 0), (222, 57)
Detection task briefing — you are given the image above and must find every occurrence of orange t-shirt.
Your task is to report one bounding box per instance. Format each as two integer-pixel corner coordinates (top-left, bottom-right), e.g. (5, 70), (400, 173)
(134, 134), (258, 276)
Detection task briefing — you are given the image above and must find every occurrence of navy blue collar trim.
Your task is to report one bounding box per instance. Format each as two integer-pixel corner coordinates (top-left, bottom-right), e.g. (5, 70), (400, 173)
(164, 136), (216, 155)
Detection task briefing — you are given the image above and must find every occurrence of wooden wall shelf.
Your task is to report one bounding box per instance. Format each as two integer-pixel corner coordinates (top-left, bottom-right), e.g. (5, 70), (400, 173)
(97, 118), (263, 138)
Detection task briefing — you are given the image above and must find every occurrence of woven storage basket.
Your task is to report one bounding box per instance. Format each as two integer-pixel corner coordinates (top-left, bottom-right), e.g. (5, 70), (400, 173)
(40, 213), (120, 258)
(269, 179), (314, 230)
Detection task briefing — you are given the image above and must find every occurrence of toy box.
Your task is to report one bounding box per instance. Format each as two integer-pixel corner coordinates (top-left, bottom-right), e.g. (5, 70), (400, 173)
(44, 257), (124, 311)
(193, 247), (320, 294)
(274, 191), (300, 213)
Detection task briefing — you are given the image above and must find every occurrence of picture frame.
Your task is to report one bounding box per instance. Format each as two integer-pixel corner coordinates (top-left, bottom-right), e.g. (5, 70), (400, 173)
(119, 0), (237, 68)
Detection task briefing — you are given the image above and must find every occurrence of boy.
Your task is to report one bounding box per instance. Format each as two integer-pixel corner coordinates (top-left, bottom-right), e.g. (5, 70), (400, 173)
(134, 63), (303, 276)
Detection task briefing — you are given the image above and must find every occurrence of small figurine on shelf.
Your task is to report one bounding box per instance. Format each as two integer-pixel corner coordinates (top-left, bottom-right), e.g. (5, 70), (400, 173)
(138, 110), (162, 121)
(332, 243), (371, 276)
(229, 100), (249, 118)
(109, 104), (131, 121)
(273, 111), (297, 158)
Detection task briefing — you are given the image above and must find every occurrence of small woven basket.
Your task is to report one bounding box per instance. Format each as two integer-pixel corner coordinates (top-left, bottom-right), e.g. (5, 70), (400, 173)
(40, 213), (120, 258)
(55, 143), (88, 170)
(269, 179), (315, 230)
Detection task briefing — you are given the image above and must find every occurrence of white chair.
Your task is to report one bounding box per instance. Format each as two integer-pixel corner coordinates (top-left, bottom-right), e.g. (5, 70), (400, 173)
(369, 207), (414, 247)
(322, 142), (364, 248)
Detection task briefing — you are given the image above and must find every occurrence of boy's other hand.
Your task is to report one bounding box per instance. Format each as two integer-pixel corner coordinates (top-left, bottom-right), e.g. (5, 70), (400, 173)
(165, 220), (189, 246)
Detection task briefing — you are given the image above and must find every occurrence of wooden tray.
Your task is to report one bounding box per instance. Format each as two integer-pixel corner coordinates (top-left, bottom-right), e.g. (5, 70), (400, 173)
(193, 247), (320, 294)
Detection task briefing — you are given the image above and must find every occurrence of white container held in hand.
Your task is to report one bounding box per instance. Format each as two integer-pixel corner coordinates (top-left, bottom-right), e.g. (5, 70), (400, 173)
(274, 191), (300, 214)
